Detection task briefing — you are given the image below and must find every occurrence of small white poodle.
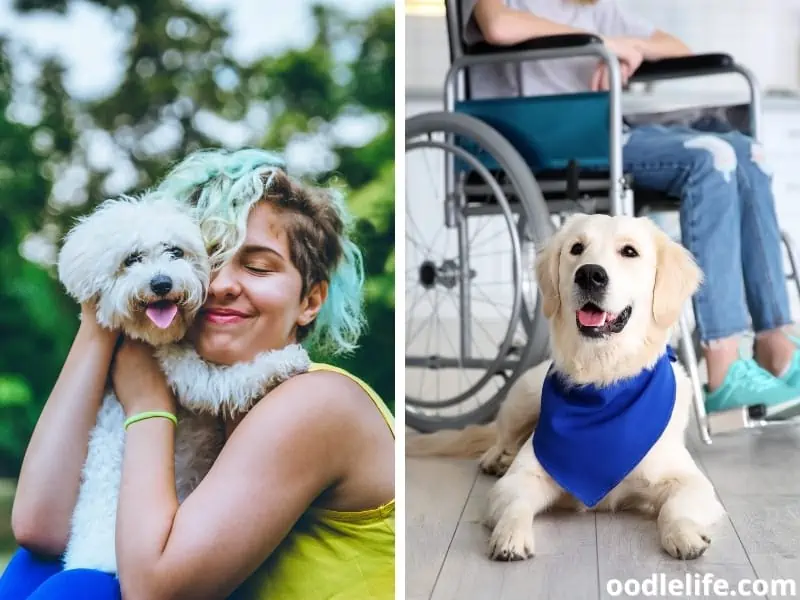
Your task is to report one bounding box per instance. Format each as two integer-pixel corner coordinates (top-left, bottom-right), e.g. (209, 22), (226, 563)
(57, 193), (310, 573)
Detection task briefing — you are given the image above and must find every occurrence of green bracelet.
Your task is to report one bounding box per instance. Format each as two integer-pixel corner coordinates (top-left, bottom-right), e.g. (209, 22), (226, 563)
(124, 410), (178, 431)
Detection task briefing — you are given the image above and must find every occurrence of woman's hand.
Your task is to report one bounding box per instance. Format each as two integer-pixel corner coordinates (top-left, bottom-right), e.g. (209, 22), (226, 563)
(603, 36), (645, 72)
(590, 59), (634, 92)
(111, 338), (176, 417)
(591, 36), (643, 91)
(80, 301), (119, 347)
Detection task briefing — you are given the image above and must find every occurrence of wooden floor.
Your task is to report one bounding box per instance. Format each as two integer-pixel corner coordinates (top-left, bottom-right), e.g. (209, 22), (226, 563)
(406, 419), (800, 599)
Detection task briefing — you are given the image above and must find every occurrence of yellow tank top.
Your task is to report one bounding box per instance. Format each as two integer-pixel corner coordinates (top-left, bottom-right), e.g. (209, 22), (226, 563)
(230, 363), (395, 600)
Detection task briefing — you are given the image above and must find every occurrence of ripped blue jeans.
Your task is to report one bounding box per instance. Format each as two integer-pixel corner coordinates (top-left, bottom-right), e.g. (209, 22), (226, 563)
(622, 123), (793, 343)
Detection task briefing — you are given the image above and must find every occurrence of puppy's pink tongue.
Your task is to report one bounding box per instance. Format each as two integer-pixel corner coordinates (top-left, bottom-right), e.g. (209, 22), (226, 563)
(578, 309), (608, 327)
(146, 303), (178, 329)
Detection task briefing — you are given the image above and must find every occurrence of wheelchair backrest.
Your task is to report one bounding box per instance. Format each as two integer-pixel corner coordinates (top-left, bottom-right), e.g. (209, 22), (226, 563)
(444, 0), (477, 99)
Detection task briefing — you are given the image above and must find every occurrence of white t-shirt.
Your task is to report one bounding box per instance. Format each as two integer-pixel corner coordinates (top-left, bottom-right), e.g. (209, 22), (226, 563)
(459, 0), (655, 98)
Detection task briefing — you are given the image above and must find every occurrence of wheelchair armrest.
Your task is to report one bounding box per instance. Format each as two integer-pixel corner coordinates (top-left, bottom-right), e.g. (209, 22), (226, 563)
(465, 34), (603, 56)
(630, 53), (736, 83)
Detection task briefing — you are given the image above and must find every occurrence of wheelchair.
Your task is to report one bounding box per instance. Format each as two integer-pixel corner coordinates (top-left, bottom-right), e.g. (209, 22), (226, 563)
(405, 0), (800, 444)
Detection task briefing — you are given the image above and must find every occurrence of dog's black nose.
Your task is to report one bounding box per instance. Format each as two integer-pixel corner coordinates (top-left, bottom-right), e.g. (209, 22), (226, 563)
(575, 264), (608, 292)
(150, 274), (173, 297)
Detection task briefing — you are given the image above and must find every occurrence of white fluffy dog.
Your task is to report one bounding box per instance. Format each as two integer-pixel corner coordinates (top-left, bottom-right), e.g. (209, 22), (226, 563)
(57, 194), (309, 573)
(407, 213), (726, 563)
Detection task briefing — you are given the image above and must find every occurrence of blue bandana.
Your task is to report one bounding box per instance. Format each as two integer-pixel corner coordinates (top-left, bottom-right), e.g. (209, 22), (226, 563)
(532, 346), (677, 508)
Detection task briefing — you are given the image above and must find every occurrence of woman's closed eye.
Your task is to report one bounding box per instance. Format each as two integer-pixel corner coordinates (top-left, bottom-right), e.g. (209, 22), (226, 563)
(245, 263), (275, 274)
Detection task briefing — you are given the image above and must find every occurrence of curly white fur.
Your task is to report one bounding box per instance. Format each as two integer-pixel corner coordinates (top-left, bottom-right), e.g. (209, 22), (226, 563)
(57, 194), (310, 574)
(156, 343), (311, 419)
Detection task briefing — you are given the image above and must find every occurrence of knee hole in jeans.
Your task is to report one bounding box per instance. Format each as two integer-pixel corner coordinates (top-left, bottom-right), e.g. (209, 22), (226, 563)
(682, 136), (737, 183)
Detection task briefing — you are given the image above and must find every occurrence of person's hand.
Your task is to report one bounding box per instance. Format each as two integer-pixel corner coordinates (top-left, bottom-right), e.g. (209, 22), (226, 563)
(590, 60), (634, 91)
(111, 337), (176, 417)
(591, 36), (643, 91)
(79, 301), (119, 346)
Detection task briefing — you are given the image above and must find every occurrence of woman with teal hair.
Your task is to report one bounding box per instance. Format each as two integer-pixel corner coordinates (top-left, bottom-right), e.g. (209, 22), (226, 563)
(1, 148), (395, 599)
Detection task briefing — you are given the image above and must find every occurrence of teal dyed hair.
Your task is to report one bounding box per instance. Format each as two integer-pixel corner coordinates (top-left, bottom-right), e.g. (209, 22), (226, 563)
(155, 148), (366, 355)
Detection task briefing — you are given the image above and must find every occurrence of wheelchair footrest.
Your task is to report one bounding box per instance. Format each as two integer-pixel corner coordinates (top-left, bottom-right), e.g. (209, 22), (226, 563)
(706, 405), (766, 435)
(764, 398), (800, 421)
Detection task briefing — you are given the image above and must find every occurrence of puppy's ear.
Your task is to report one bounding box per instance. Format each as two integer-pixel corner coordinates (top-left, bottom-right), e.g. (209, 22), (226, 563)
(651, 227), (703, 329)
(57, 212), (111, 304)
(535, 232), (563, 319)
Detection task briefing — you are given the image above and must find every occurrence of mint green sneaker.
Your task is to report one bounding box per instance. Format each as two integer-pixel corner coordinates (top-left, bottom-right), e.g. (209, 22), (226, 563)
(704, 358), (800, 414)
(777, 335), (800, 389)
(778, 348), (800, 389)
(768, 339), (800, 419)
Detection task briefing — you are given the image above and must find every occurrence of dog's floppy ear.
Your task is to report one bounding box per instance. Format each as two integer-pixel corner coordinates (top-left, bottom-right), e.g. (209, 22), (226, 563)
(651, 226), (703, 329)
(57, 200), (125, 303)
(534, 226), (567, 320)
(57, 218), (104, 304)
(535, 214), (589, 319)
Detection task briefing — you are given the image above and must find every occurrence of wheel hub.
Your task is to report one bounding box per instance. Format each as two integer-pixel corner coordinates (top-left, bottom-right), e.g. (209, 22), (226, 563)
(418, 259), (469, 290)
(419, 261), (436, 289)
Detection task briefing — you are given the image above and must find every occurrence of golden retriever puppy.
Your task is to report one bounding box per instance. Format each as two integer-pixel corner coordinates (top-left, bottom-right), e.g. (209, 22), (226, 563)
(408, 213), (725, 562)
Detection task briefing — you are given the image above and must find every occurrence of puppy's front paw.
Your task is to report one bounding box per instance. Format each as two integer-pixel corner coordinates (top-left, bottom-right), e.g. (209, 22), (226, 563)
(660, 518), (711, 560)
(488, 524), (535, 561)
(479, 446), (514, 477)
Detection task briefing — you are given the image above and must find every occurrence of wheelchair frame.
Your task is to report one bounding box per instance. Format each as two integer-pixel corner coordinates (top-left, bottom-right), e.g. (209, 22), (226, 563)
(405, 0), (800, 443)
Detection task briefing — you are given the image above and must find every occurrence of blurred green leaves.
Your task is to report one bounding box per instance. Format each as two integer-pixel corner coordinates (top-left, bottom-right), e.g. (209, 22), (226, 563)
(0, 377), (31, 408)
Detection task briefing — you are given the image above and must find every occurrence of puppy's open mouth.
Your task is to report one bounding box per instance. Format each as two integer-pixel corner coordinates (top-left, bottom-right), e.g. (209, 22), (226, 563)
(576, 303), (632, 337)
(145, 300), (179, 330)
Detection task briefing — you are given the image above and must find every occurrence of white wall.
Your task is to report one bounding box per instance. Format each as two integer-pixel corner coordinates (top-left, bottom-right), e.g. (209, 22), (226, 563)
(618, 0), (800, 95)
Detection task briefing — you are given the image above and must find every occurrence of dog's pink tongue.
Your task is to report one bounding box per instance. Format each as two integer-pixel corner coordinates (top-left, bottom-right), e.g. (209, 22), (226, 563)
(578, 309), (608, 327)
(146, 303), (178, 329)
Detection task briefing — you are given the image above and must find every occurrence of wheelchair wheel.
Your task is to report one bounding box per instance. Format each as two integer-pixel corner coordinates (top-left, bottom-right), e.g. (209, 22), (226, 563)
(405, 111), (554, 432)
(517, 212), (548, 350)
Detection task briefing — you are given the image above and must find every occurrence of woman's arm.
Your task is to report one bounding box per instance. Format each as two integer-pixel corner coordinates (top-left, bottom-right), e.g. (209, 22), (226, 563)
(473, 0), (587, 46)
(472, 0), (690, 61)
(111, 342), (367, 600)
(472, 0), (646, 76)
(11, 303), (118, 556)
(626, 30), (692, 61)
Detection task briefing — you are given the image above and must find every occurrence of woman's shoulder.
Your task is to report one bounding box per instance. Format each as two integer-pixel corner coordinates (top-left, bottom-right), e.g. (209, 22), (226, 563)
(293, 365), (392, 430)
(241, 363), (391, 438)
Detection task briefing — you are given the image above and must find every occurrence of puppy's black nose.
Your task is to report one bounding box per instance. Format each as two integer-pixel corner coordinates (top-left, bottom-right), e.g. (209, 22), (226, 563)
(575, 264), (608, 292)
(150, 274), (173, 297)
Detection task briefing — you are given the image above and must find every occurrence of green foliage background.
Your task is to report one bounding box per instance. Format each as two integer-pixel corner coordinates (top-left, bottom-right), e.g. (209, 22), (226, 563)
(0, 0), (396, 480)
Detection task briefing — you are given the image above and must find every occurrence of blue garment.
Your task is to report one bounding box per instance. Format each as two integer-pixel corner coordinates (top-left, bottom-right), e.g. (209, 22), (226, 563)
(0, 548), (121, 600)
(623, 122), (793, 342)
(532, 347), (677, 508)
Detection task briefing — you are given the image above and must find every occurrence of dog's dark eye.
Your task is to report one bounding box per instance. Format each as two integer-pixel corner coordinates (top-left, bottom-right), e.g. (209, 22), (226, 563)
(167, 246), (184, 259)
(123, 252), (142, 267)
(621, 245), (639, 258)
(570, 242), (584, 256)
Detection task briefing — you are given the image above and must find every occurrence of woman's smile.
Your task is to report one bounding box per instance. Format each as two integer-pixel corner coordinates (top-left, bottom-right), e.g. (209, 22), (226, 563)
(202, 307), (253, 325)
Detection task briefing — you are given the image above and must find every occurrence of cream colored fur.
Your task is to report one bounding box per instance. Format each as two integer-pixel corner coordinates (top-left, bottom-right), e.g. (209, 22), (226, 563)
(57, 194), (310, 573)
(408, 214), (725, 562)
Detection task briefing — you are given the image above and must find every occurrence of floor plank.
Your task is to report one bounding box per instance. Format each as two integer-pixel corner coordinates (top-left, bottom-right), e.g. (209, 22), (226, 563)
(432, 473), (599, 600)
(596, 509), (759, 600)
(405, 457), (478, 599)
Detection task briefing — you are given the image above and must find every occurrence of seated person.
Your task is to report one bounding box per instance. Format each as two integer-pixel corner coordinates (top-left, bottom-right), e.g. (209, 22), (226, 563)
(462, 0), (800, 413)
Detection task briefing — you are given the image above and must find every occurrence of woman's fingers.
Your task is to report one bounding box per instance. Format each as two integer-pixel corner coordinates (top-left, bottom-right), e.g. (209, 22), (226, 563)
(590, 60), (633, 92)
